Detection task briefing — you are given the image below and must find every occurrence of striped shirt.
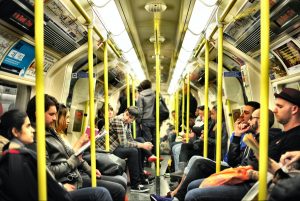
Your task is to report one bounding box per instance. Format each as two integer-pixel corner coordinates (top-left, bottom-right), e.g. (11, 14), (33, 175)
(96, 113), (138, 152)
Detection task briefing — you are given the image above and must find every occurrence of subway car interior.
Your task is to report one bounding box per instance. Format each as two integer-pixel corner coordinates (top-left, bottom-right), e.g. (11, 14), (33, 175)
(0, 0), (300, 201)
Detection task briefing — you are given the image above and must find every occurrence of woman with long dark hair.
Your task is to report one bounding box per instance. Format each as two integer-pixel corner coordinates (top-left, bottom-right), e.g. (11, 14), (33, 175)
(0, 109), (112, 201)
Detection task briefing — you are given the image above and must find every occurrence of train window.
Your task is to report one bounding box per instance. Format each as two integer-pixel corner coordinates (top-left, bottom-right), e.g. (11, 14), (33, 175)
(0, 81), (17, 116)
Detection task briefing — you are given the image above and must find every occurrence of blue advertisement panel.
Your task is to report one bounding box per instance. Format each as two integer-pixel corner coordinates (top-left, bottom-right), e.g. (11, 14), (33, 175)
(0, 40), (35, 76)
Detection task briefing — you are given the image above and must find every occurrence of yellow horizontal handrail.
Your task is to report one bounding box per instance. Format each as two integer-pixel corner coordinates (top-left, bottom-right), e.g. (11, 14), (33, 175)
(70, 0), (121, 58)
(193, 0), (237, 57)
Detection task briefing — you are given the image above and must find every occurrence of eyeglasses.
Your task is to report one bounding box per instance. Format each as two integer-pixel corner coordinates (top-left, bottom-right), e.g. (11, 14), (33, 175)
(249, 116), (259, 120)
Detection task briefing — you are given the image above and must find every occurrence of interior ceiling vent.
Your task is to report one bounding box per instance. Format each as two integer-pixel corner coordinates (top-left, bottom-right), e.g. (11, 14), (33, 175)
(235, 21), (276, 53)
(44, 21), (87, 55)
(145, 1), (167, 13)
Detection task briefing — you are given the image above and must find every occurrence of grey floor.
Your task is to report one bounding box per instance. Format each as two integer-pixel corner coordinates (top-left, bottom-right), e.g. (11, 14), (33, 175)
(127, 155), (171, 201)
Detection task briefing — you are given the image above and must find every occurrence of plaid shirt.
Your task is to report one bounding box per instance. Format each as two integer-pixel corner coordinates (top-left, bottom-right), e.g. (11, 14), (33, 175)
(96, 113), (138, 152)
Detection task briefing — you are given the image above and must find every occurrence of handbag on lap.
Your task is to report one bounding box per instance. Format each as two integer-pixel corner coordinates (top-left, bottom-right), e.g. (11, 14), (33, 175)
(83, 151), (126, 176)
(200, 166), (253, 188)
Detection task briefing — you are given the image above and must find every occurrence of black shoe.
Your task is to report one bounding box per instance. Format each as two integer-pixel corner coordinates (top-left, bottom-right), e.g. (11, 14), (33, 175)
(131, 184), (150, 193)
(170, 172), (182, 182)
(148, 175), (155, 182)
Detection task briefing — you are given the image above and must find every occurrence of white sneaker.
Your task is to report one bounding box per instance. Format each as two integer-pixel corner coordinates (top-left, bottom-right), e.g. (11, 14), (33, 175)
(130, 184), (150, 193)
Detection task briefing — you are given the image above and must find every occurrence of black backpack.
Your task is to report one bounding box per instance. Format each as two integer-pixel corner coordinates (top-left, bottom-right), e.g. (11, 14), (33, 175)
(153, 95), (169, 122)
(0, 148), (72, 201)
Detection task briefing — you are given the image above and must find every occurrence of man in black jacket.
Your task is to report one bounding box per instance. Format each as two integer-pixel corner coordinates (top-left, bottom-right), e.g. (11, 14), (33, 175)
(26, 94), (126, 201)
(183, 88), (300, 201)
(151, 101), (261, 201)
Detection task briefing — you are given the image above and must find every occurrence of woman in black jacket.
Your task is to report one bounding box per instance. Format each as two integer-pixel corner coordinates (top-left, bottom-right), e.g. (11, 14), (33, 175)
(0, 109), (112, 201)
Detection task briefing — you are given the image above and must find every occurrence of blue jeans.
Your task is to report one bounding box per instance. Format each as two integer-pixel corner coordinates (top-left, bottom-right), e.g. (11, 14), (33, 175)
(70, 187), (112, 201)
(172, 143), (182, 171)
(185, 179), (253, 201)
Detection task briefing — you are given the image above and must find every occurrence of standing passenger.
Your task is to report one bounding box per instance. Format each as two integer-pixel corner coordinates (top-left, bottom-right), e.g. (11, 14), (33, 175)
(136, 79), (156, 154)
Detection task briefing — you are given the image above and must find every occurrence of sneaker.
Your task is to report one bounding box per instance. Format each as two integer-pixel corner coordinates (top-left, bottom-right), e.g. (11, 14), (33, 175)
(150, 194), (173, 201)
(130, 184), (150, 193)
(141, 178), (154, 186)
(148, 155), (164, 163)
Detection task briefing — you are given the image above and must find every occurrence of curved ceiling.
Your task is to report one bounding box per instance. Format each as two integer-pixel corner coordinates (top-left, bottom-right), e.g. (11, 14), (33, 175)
(115, 0), (194, 91)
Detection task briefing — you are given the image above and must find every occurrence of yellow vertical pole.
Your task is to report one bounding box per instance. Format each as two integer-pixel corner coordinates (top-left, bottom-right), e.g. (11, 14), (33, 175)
(216, 24), (224, 173)
(132, 79), (136, 139)
(126, 74), (130, 107)
(259, 0), (270, 200)
(203, 40), (210, 158)
(186, 75), (190, 143)
(181, 83), (185, 132)
(87, 23), (96, 187)
(35, 0), (47, 200)
(154, 13), (161, 176)
(104, 42), (110, 152)
(175, 91), (179, 135)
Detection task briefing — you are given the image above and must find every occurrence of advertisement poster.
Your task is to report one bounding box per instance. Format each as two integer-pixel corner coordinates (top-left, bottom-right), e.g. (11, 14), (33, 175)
(0, 28), (18, 62)
(0, 40), (34, 76)
(24, 53), (59, 79)
(24, 61), (36, 79)
(73, 109), (83, 132)
(272, 39), (300, 75)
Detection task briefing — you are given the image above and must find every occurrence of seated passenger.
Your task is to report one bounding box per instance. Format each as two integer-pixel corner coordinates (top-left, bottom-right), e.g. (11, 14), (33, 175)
(268, 151), (300, 201)
(149, 101), (261, 201)
(96, 104), (114, 130)
(56, 104), (89, 152)
(26, 94), (126, 201)
(184, 88), (300, 201)
(178, 105), (228, 171)
(96, 106), (153, 192)
(0, 109), (112, 201)
(56, 103), (127, 187)
(171, 117), (197, 173)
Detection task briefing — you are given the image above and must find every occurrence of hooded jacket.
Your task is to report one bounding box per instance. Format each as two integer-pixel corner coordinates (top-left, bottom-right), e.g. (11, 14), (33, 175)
(136, 88), (156, 122)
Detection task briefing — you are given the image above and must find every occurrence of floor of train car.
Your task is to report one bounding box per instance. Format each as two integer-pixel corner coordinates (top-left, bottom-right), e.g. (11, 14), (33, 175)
(128, 155), (171, 201)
